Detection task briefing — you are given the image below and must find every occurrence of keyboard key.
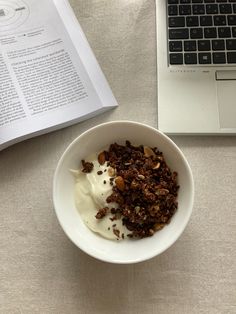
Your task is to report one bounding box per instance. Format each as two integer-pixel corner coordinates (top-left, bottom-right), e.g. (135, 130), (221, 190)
(227, 52), (236, 63)
(198, 40), (211, 51)
(204, 27), (217, 38)
(233, 4), (236, 13)
(232, 27), (236, 37)
(214, 15), (227, 26)
(180, 0), (190, 3)
(226, 39), (236, 50)
(169, 41), (183, 52)
(169, 28), (189, 39)
(186, 16), (199, 26)
(192, 0), (203, 3)
(179, 5), (191, 15)
(184, 53), (198, 64)
(193, 4), (205, 14)
(168, 0), (178, 4)
(212, 39), (225, 50)
(170, 53), (184, 64)
(228, 15), (236, 25)
(213, 52), (226, 63)
(200, 16), (213, 26)
(168, 5), (178, 15)
(199, 53), (212, 64)
(206, 4), (218, 14)
(169, 17), (185, 27)
(190, 27), (203, 38)
(218, 27), (231, 38)
(219, 4), (232, 13)
(184, 40), (197, 51)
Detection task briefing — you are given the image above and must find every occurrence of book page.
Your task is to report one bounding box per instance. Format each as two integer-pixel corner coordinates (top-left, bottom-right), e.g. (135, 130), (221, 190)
(54, 0), (118, 109)
(0, 0), (116, 148)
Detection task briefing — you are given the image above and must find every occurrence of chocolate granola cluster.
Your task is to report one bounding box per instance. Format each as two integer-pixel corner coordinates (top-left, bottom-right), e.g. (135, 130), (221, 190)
(82, 141), (179, 239)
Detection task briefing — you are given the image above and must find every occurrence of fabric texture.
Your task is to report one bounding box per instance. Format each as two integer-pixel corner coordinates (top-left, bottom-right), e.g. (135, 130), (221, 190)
(0, 1), (236, 313)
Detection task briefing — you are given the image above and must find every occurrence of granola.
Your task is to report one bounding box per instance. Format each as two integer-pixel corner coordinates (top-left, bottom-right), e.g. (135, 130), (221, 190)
(94, 141), (179, 238)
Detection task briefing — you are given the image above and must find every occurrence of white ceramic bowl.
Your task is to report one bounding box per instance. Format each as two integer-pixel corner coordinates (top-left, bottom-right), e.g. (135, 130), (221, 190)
(53, 121), (194, 264)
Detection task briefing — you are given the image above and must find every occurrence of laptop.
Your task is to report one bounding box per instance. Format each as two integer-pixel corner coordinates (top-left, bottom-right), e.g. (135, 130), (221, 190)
(156, 0), (236, 134)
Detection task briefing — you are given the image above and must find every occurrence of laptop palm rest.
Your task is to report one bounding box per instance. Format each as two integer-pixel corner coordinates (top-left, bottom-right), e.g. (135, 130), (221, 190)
(216, 71), (236, 129)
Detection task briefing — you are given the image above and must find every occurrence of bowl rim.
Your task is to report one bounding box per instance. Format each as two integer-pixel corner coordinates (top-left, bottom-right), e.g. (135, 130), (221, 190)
(53, 120), (194, 264)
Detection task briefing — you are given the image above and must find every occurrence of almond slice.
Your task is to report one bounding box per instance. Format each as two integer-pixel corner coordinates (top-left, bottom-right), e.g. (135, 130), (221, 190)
(115, 176), (125, 191)
(144, 146), (155, 157)
(98, 151), (106, 165)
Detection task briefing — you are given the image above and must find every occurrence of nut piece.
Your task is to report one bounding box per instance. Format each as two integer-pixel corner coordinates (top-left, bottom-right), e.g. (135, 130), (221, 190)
(144, 146), (155, 158)
(98, 151), (106, 165)
(137, 174), (145, 180)
(153, 162), (160, 170)
(108, 167), (116, 177)
(115, 176), (125, 191)
(154, 223), (164, 231)
(149, 229), (155, 236)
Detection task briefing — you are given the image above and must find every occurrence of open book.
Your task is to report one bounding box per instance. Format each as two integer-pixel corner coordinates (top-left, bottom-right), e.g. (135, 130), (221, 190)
(0, 0), (117, 151)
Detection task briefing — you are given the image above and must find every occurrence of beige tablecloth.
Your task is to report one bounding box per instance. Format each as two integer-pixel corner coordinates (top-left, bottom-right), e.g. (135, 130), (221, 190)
(0, 1), (236, 313)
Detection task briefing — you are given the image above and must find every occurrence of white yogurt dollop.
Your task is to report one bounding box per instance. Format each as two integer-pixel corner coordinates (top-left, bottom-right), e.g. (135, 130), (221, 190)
(73, 153), (129, 240)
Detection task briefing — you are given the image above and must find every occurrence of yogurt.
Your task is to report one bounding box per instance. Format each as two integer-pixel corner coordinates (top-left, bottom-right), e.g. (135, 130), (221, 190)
(73, 153), (129, 240)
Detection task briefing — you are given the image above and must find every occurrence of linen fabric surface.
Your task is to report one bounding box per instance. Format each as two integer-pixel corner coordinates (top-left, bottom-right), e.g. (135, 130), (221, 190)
(0, 1), (236, 313)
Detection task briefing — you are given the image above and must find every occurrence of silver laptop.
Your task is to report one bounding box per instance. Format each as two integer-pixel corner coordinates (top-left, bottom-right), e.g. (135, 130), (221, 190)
(156, 0), (236, 134)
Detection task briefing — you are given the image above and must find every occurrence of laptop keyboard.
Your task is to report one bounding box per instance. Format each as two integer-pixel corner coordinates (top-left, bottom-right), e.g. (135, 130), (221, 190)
(168, 0), (236, 65)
